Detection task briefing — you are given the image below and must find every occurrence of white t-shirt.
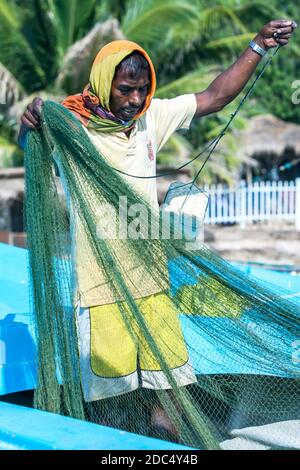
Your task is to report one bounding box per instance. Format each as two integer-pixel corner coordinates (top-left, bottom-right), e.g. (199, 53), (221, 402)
(76, 94), (197, 307)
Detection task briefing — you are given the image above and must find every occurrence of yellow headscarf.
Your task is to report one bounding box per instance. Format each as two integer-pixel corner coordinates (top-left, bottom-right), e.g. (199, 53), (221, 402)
(62, 40), (156, 131)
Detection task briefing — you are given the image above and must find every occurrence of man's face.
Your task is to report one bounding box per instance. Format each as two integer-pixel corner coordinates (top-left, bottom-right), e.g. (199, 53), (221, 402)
(110, 68), (150, 122)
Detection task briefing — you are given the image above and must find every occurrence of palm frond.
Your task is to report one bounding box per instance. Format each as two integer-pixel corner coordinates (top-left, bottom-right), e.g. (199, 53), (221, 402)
(0, 135), (22, 168)
(206, 33), (256, 50)
(170, 5), (249, 49)
(13, 0), (59, 84)
(157, 132), (193, 167)
(198, 6), (248, 35)
(47, 0), (97, 61)
(0, 0), (46, 89)
(0, 63), (25, 109)
(155, 66), (220, 99)
(94, 0), (127, 22)
(0, 0), (18, 27)
(122, 0), (198, 48)
(55, 19), (124, 94)
(234, 0), (281, 20)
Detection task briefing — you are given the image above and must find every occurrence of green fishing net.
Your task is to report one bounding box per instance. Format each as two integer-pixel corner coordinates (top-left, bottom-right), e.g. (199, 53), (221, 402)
(24, 101), (300, 450)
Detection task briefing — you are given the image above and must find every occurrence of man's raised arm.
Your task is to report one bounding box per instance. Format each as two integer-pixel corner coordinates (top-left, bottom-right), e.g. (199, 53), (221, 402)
(194, 19), (297, 118)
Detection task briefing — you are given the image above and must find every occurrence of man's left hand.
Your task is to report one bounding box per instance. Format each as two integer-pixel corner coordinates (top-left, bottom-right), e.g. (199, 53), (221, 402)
(254, 19), (298, 50)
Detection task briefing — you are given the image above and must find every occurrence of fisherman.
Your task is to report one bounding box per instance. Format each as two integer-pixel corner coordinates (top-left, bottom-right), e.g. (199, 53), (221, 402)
(18, 19), (297, 440)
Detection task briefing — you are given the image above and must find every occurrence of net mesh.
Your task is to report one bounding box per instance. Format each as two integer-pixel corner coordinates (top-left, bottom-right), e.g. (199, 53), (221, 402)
(24, 101), (300, 450)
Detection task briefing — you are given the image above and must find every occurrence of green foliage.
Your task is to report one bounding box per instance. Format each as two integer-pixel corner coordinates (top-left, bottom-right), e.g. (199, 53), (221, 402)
(0, 129), (23, 168)
(46, 0), (97, 63)
(94, 0), (127, 22)
(156, 65), (220, 98)
(0, 0), (46, 90)
(121, 0), (198, 51)
(0, 0), (299, 177)
(224, 0), (300, 124)
(251, 54), (300, 124)
(14, 0), (58, 86)
(0, 0), (101, 93)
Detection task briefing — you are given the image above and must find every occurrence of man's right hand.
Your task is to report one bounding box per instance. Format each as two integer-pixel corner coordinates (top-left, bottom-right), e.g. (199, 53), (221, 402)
(21, 97), (44, 129)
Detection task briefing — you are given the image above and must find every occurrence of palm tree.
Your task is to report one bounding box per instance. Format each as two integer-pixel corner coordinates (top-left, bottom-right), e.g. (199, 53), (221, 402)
(0, 0), (293, 182)
(0, 0), (124, 166)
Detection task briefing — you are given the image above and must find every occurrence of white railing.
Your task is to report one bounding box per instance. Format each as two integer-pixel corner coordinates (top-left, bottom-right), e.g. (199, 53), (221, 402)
(204, 178), (300, 230)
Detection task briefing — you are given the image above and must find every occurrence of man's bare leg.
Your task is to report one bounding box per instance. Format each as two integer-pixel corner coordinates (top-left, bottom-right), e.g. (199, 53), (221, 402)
(150, 390), (181, 441)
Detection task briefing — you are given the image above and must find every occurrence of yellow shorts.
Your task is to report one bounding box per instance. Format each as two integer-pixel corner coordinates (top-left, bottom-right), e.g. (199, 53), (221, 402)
(76, 292), (197, 401)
